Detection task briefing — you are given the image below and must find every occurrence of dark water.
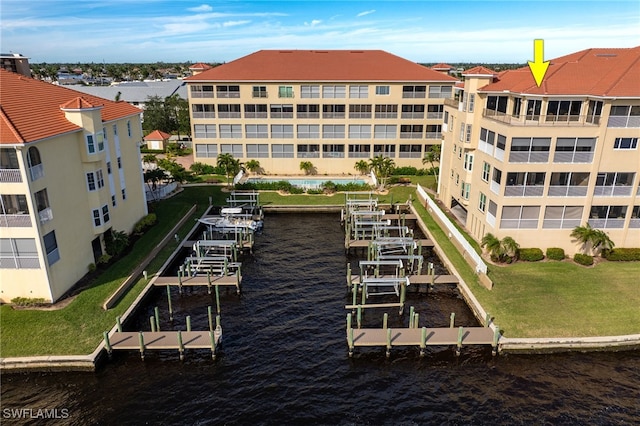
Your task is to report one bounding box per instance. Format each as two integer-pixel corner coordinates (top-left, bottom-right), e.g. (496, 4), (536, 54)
(2, 214), (639, 425)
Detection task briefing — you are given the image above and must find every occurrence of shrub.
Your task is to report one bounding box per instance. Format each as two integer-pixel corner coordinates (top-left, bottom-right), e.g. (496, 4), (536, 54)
(392, 166), (418, 176)
(97, 254), (112, 265)
(321, 181), (337, 193)
(11, 297), (48, 307)
(519, 248), (544, 262)
(604, 248), (640, 261)
(133, 213), (158, 235)
(546, 247), (565, 261)
(190, 162), (217, 175)
(88, 263), (97, 273)
(574, 253), (594, 266)
(104, 230), (130, 257)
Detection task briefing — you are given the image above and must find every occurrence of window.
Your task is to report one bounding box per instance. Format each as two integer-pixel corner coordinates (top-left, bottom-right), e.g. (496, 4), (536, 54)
(500, 206), (540, 229)
(252, 86), (267, 98)
(374, 125), (396, 139)
(195, 144), (218, 158)
(545, 100), (582, 122)
(270, 104), (294, 118)
(117, 157), (122, 169)
(373, 144), (396, 158)
(271, 125), (293, 139)
(491, 168), (502, 194)
(543, 206), (583, 229)
(272, 144), (294, 158)
(468, 94), (475, 113)
(86, 172), (96, 191)
(375, 104), (397, 119)
(217, 104), (241, 118)
(0, 238), (39, 269)
(427, 104), (444, 119)
(219, 124), (242, 139)
(42, 231), (60, 265)
(588, 205), (627, 228)
(349, 104), (372, 119)
(297, 144), (320, 158)
(401, 104), (425, 119)
(488, 200), (498, 218)
(297, 124), (320, 139)
(278, 86), (293, 98)
(245, 124), (268, 138)
(322, 104), (346, 119)
(348, 125), (371, 139)
(217, 85), (240, 98)
(127, 121), (132, 137)
(349, 85), (368, 98)
(512, 97), (522, 118)
(482, 162), (490, 182)
(455, 173), (459, 185)
(486, 96), (508, 114)
(400, 125), (423, 139)
(194, 124), (216, 138)
(297, 104), (320, 119)
(548, 172), (590, 196)
(34, 189), (52, 223)
(399, 144), (421, 158)
(375, 85), (390, 95)
(322, 125), (345, 139)
(0, 194), (29, 220)
(191, 85), (214, 98)
(554, 137), (596, 163)
(478, 193), (487, 212)
(594, 172), (635, 196)
(92, 205), (110, 227)
(86, 134), (96, 154)
(112, 195), (116, 207)
(349, 144), (371, 158)
(220, 144), (243, 157)
(465, 124), (472, 143)
(112, 123), (118, 136)
(458, 147), (463, 159)
(92, 209), (100, 226)
(526, 99), (542, 120)
(460, 182), (470, 200)
(122, 188), (126, 200)
(300, 85), (320, 98)
(246, 144), (269, 158)
(244, 104), (267, 119)
(505, 172), (546, 196)
(322, 144), (345, 158)
(614, 137), (638, 149)
(322, 85), (346, 98)
(586, 100), (603, 124)
(428, 85), (452, 99)
(459, 123), (465, 142)
(96, 170), (104, 189)
(0, 148), (19, 169)
(464, 153), (473, 171)
(402, 86), (426, 98)
(608, 105), (640, 128)
(192, 104), (215, 118)
(509, 137), (551, 163)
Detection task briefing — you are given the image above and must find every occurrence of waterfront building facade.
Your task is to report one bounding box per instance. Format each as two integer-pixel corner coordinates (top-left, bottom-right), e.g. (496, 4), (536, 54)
(438, 47), (640, 254)
(0, 69), (147, 302)
(185, 50), (457, 175)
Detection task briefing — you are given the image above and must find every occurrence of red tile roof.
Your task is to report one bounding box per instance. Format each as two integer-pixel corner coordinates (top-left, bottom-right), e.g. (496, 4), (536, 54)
(0, 68), (141, 145)
(186, 50), (457, 82)
(431, 63), (454, 70)
(462, 66), (496, 76)
(144, 130), (171, 141)
(189, 62), (212, 70)
(479, 46), (640, 97)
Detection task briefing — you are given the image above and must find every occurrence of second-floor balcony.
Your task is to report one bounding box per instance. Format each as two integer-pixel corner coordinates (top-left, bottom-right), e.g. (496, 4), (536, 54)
(0, 169), (22, 183)
(0, 214), (32, 227)
(483, 109), (600, 127)
(443, 98), (461, 109)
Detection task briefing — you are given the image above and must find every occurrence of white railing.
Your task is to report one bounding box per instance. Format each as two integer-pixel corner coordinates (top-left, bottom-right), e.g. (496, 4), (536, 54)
(416, 184), (487, 274)
(0, 214), (32, 227)
(0, 169), (22, 183)
(490, 180), (500, 195)
(588, 218), (625, 229)
(145, 181), (178, 202)
(593, 186), (634, 197)
(370, 170), (378, 187)
(39, 207), (54, 224)
(0, 256), (40, 268)
(547, 186), (588, 197)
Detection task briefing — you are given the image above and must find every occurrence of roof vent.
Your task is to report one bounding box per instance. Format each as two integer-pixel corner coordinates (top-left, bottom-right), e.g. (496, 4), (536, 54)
(595, 53), (617, 57)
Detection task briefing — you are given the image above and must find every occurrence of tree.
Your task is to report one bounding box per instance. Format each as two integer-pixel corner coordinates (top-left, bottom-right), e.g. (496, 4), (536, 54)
(422, 144), (441, 186)
(142, 95), (172, 134)
(217, 153), (241, 186)
(299, 161), (315, 175)
(245, 159), (262, 175)
(165, 93), (190, 139)
(481, 233), (520, 263)
(481, 233), (502, 261)
(500, 236), (520, 261)
(369, 156), (395, 188)
(570, 223), (615, 256)
(142, 154), (157, 169)
(143, 168), (169, 199)
(354, 160), (370, 175)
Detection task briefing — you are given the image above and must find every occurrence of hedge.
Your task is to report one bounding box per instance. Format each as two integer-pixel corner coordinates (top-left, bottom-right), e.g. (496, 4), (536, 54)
(519, 248), (544, 262)
(546, 247), (565, 261)
(604, 248), (640, 261)
(133, 213), (158, 235)
(573, 253), (594, 266)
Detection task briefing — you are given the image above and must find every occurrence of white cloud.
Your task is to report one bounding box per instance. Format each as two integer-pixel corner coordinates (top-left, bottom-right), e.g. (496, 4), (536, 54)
(305, 20), (322, 27)
(222, 20), (251, 28)
(188, 4), (213, 13)
(356, 10), (376, 17)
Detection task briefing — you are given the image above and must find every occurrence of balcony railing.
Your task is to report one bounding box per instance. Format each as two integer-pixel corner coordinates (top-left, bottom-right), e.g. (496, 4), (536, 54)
(271, 112), (294, 119)
(216, 92), (240, 98)
(297, 112), (320, 119)
(322, 112), (345, 119)
(192, 112), (215, 119)
(588, 218), (625, 229)
(483, 109), (600, 126)
(402, 93), (426, 99)
(29, 164), (44, 181)
(0, 169), (22, 183)
(348, 152), (371, 158)
(508, 152), (550, 163)
(607, 116), (640, 128)
(401, 112), (425, 119)
(426, 112), (444, 120)
(443, 98), (460, 108)
(374, 112), (398, 119)
(593, 186), (634, 197)
(398, 152), (422, 158)
(553, 151), (594, 163)
(322, 152), (345, 158)
(244, 112), (268, 119)
(400, 133), (423, 139)
(490, 181), (500, 195)
(349, 112), (372, 119)
(38, 207), (53, 224)
(0, 256), (40, 269)
(629, 218), (640, 228)
(190, 92), (214, 98)
(0, 214), (32, 227)
(217, 112), (241, 119)
(504, 185), (544, 197)
(425, 132), (443, 140)
(297, 152), (320, 158)
(547, 186), (588, 197)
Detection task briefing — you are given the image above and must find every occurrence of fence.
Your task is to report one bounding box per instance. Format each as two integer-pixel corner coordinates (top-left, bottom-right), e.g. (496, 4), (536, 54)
(145, 182), (178, 202)
(416, 184), (487, 274)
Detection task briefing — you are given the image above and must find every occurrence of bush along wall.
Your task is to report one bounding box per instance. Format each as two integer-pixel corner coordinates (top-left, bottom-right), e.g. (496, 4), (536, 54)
(546, 247), (565, 261)
(603, 248), (640, 261)
(574, 253), (594, 266)
(519, 248), (544, 262)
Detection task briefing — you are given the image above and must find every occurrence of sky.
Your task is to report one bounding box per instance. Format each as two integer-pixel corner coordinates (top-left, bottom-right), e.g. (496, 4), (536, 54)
(1, 0), (639, 64)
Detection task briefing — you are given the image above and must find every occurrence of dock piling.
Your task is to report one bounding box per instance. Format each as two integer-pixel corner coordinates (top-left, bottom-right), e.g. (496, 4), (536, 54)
(409, 306), (415, 328)
(103, 332), (112, 357)
(485, 313), (491, 327)
(177, 330), (185, 361)
(166, 285), (173, 322)
(386, 328), (392, 358)
(450, 312), (455, 328)
(357, 306), (362, 329)
(116, 316), (122, 332)
(208, 306), (214, 332)
(138, 331), (145, 361)
(492, 327), (500, 355)
(215, 285), (221, 314)
(383, 313), (388, 330)
(150, 316), (156, 332)
(186, 316), (191, 332)
(210, 330), (217, 360)
(154, 306), (160, 332)
(456, 326), (464, 356)
(419, 327), (427, 357)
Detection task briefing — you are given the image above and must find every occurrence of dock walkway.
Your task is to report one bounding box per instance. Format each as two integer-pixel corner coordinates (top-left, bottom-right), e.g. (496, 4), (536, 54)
(105, 329), (222, 360)
(154, 274), (241, 294)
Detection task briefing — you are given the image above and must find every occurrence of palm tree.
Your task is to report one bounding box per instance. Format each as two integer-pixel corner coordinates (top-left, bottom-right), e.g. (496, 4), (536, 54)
(422, 145), (441, 186)
(481, 233), (520, 262)
(481, 233), (502, 261)
(354, 160), (370, 175)
(245, 159), (261, 175)
(300, 161), (315, 175)
(500, 236), (520, 261)
(217, 153), (241, 186)
(368, 156), (395, 188)
(142, 154), (157, 170)
(571, 223), (614, 256)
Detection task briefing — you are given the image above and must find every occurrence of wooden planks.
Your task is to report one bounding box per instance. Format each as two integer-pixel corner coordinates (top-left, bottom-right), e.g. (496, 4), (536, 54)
(349, 327), (495, 347)
(349, 274), (459, 286)
(109, 330), (221, 350)
(154, 275), (239, 287)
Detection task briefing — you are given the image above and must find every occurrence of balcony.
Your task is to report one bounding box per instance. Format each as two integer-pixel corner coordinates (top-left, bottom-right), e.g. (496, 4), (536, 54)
(504, 185), (544, 197)
(191, 92), (214, 98)
(588, 218), (625, 229)
(553, 152), (594, 163)
(0, 169), (22, 183)
(0, 256), (40, 269)
(593, 186), (634, 197)
(297, 152), (320, 158)
(629, 218), (640, 228)
(0, 214), (32, 227)
(547, 186), (588, 197)
(192, 112), (215, 119)
(483, 109), (600, 127)
(29, 164), (44, 181)
(508, 152), (549, 163)
(348, 152), (370, 158)
(297, 112), (320, 119)
(443, 98), (460, 109)
(401, 112), (425, 119)
(425, 132), (442, 140)
(245, 112), (268, 119)
(38, 207), (54, 224)
(374, 112), (397, 119)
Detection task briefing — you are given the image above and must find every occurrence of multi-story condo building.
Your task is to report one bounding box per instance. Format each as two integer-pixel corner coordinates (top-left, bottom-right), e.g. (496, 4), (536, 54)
(439, 46), (640, 254)
(185, 50), (457, 174)
(0, 69), (147, 303)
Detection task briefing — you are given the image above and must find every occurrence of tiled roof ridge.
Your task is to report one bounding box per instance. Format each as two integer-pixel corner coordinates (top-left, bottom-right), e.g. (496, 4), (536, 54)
(605, 50), (640, 96)
(60, 96), (104, 110)
(0, 106), (25, 143)
(144, 129), (171, 140)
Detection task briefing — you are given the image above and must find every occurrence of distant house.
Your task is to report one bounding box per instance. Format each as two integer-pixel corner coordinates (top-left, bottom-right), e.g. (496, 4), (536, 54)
(144, 130), (171, 150)
(431, 63), (454, 75)
(188, 63), (212, 76)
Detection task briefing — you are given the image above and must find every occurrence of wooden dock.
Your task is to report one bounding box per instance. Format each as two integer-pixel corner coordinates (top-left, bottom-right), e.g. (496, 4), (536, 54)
(154, 274), (241, 294)
(105, 329), (222, 360)
(346, 238), (434, 250)
(349, 274), (459, 286)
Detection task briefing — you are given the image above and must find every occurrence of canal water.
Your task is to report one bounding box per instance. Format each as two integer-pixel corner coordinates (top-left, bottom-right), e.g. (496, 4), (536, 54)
(2, 213), (639, 425)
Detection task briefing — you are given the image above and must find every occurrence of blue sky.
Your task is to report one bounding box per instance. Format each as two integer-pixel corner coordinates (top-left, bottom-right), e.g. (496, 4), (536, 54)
(1, 1), (639, 63)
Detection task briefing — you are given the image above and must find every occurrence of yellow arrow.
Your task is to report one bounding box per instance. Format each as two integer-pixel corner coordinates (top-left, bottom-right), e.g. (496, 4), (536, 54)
(527, 39), (550, 87)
